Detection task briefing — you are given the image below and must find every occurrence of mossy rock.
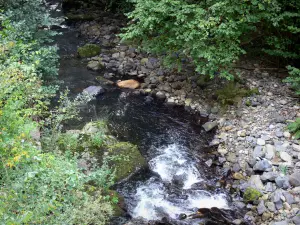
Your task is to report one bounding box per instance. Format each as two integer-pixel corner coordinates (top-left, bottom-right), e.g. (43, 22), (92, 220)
(78, 44), (101, 58)
(82, 121), (108, 135)
(243, 187), (262, 203)
(107, 142), (147, 182)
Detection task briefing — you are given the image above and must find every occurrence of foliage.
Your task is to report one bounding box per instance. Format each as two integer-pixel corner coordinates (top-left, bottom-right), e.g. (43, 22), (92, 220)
(0, 1), (115, 224)
(284, 66), (300, 95)
(121, 0), (300, 83)
(287, 118), (300, 140)
(0, 151), (114, 224)
(41, 90), (94, 153)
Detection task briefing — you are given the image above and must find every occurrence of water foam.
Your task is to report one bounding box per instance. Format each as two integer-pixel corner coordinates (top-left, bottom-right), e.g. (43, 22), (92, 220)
(132, 144), (229, 221)
(149, 144), (202, 189)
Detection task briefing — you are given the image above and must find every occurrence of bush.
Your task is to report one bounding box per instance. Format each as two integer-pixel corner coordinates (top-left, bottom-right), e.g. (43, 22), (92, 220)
(284, 66), (300, 96)
(287, 118), (300, 140)
(121, 0), (300, 82)
(0, 1), (115, 224)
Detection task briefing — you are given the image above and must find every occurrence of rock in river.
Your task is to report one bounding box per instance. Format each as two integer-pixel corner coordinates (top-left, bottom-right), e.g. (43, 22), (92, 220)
(107, 142), (147, 182)
(202, 121), (218, 132)
(117, 79), (140, 89)
(83, 86), (105, 96)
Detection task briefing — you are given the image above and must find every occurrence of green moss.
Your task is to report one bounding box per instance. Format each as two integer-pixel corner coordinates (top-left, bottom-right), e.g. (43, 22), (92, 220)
(107, 142), (147, 182)
(245, 99), (251, 106)
(243, 187), (262, 203)
(77, 44), (101, 58)
(216, 82), (260, 106)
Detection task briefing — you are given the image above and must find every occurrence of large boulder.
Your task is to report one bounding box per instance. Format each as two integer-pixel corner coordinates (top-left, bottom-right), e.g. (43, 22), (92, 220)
(107, 142), (147, 182)
(78, 44), (101, 58)
(117, 80), (140, 89)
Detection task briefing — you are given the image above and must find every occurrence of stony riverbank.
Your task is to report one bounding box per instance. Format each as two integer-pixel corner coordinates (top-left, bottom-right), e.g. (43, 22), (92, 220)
(64, 6), (300, 225)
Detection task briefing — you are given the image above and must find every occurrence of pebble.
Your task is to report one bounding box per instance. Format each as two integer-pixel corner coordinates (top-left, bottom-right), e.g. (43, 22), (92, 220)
(289, 172), (300, 187)
(257, 138), (266, 146)
(275, 176), (290, 189)
(265, 144), (275, 160)
(292, 214), (300, 225)
(283, 131), (291, 138)
(253, 159), (272, 172)
(280, 151), (292, 162)
(257, 200), (267, 215)
(266, 202), (276, 212)
(202, 121), (218, 132)
(205, 159), (213, 167)
(292, 144), (300, 152)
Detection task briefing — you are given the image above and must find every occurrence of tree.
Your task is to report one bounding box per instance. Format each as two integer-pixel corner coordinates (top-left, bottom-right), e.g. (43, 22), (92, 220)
(121, 0), (300, 88)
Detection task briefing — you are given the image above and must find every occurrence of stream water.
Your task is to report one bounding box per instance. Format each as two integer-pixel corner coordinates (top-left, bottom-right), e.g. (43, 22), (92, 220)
(48, 1), (240, 224)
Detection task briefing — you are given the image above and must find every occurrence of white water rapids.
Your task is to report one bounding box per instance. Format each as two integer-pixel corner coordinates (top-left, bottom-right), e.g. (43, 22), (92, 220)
(131, 144), (229, 221)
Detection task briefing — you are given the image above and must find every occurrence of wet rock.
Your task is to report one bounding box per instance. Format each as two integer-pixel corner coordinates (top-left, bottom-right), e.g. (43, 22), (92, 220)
(253, 159), (272, 172)
(232, 219), (243, 225)
(117, 80), (140, 89)
(205, 159), (213, 167)
(202, 121), (218, 132)
(166, 97), (175, 106)
(156, 91), (166, 100)
(87, 60), (104, 71)
(107, 142), (147, 182)
(83, 85), (105, 96)
(234, 201), (246, 209)
(289, 172), (300, 187)
(144, 96), (153, 104)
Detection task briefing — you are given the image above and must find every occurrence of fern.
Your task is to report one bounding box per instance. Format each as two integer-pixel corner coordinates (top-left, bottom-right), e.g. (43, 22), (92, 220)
(287, 118), (300, 139)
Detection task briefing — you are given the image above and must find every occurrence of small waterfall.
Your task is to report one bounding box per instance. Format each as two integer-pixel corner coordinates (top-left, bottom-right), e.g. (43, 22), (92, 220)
(130, 144), (229, 221)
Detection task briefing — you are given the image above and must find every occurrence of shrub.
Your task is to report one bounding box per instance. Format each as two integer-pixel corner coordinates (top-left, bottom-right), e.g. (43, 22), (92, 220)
(287, 118), (300, 140)
(121, 0), (300, 82)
